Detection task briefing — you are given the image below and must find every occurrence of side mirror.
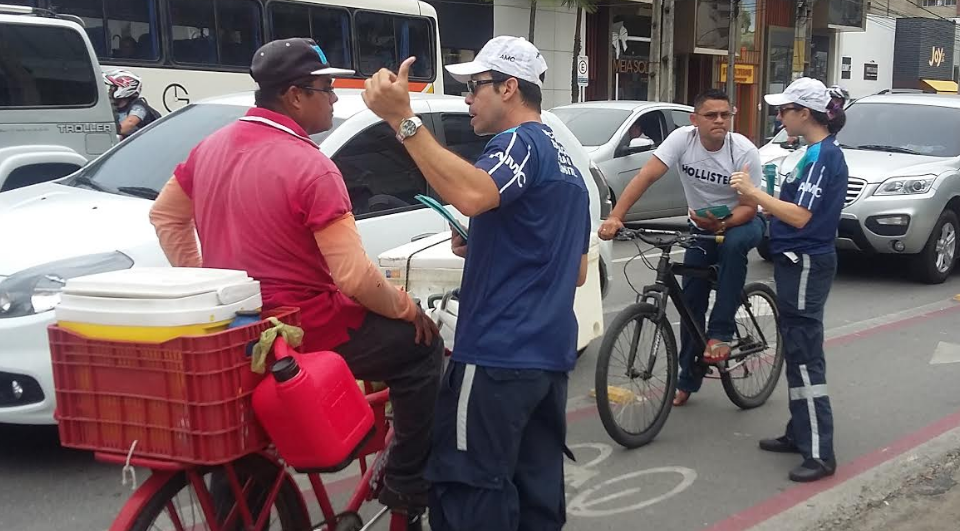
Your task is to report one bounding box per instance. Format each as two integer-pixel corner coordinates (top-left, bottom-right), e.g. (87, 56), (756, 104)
(628, 136), (655, 152)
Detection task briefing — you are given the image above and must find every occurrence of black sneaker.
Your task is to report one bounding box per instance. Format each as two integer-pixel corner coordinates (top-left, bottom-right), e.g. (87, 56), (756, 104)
(759, 435), (801, 454)
(789, 458), (837, 482)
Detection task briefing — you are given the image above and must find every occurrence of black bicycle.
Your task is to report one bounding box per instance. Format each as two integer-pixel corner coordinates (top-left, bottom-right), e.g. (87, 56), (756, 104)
(595, 227), (784, 449)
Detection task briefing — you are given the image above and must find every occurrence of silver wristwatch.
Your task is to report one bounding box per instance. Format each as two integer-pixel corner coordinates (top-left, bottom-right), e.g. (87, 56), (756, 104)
(396, 116), (423, 143)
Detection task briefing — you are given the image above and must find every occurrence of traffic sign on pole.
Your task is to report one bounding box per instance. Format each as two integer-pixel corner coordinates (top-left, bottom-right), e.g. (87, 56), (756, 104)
(577, 55), (589, 87)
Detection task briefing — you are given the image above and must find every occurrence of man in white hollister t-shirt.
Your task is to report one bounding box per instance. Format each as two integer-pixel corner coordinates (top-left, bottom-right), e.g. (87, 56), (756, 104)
(599, 89), (764, 407)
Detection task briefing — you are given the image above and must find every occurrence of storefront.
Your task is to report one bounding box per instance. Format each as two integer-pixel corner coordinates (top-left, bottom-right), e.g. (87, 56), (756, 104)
(585, 1), (653, 101)
(892, 17), (958, 93)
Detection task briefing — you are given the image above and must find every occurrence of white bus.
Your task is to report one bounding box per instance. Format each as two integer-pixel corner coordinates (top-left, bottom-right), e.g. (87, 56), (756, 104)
(6, 0), (442, 114)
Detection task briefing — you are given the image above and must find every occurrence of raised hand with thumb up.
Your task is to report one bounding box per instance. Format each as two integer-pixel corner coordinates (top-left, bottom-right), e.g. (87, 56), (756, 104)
(730, 163), (758, 198)
(361, 56), (418, 131)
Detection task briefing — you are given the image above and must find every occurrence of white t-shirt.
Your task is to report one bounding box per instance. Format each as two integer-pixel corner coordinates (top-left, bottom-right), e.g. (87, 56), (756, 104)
(653, 125), (762, 212)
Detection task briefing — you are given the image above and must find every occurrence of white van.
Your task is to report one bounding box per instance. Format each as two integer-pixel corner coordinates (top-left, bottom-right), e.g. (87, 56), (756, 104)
(0, 4), (118, 192)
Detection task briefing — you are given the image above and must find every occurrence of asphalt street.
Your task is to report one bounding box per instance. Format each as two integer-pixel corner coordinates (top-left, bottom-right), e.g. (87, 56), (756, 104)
(3, 241), (960, 530)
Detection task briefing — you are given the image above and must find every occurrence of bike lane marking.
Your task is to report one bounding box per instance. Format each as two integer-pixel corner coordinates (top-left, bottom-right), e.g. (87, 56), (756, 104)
(316, 298), (960, 506)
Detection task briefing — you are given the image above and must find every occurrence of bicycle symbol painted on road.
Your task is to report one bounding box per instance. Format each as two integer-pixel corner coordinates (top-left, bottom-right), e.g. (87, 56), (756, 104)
(564, 443), (697, 517)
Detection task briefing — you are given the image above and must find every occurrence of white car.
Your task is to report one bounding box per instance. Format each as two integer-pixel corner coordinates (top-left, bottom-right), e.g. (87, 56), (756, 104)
(0, 89), (613, 425)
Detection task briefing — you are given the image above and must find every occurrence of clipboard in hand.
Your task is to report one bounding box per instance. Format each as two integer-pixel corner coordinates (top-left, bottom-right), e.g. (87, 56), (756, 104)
(414, 194), (469, 242)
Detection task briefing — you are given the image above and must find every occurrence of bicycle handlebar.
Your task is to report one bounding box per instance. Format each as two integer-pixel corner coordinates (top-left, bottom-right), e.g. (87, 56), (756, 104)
(615, 227), (724, 247)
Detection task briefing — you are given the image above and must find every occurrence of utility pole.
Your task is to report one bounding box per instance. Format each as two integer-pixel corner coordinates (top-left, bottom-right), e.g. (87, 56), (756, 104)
(726, 0), (739, 98)
(649, 0), (662, 101)
(660, 0), (675, 102)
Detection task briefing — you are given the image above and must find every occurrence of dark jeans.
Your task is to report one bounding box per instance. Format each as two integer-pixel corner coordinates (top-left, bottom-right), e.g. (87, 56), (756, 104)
(334, 312), (445, 495)
(678, 215), (764, 393)
(426, 361), (569, 531)
(774, 251), (837, 462)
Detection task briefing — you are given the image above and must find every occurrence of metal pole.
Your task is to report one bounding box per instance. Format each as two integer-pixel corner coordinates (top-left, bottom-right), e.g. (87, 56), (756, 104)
(649, 0), (662, 101)
(726, 0), (738, 98)
(660, 0), (675, 102)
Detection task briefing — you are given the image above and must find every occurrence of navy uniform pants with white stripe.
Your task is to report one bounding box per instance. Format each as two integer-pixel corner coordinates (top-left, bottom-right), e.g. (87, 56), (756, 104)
(425, 361), (569, 531)
(773, 251), (837, 462)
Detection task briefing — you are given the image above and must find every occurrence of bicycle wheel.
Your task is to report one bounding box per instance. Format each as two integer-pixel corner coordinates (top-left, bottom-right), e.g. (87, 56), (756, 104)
(595, 303), (678, 449)
(117, 454), (310, 531)
(721, 282), (784, 409)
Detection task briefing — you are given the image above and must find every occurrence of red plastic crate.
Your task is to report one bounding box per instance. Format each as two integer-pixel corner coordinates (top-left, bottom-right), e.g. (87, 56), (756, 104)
(49, 307), (300, 465)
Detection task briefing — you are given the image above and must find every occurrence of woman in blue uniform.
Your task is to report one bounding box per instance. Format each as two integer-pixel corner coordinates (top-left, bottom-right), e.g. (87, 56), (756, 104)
(730, 78), (848, 482)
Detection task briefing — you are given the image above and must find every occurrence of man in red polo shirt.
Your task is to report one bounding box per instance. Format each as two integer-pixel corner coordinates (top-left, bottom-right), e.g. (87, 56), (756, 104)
(149, 37), (443, 511)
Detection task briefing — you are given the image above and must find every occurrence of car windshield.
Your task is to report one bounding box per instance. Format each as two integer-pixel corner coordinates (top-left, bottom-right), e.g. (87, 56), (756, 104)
(837, 102), (960, 157)
(64, 104), (341, 198)
(551, 107), (632, 147)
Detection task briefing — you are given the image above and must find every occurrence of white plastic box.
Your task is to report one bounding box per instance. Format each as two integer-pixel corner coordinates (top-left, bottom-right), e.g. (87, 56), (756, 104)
(54, 267), (262, 342)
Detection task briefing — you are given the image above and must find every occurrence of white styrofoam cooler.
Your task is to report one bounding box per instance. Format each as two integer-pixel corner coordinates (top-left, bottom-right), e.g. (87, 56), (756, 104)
(378, 232), (605, 352)
(55, 267), (262, 328)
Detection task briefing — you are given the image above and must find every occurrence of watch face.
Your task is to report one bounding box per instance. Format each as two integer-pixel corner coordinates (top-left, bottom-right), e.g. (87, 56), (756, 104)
(401, 119), (416, 137)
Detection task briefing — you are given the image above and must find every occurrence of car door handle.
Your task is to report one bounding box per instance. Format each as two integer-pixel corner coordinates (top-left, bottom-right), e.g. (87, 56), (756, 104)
(411, 232), (437, 242)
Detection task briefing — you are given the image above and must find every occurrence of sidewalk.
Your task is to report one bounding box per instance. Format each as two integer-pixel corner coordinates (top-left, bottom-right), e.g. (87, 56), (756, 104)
(822, 449), (960, 531)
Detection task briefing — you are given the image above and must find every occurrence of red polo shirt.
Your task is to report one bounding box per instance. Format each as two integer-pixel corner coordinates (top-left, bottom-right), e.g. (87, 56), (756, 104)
(174, 107), (367, 351)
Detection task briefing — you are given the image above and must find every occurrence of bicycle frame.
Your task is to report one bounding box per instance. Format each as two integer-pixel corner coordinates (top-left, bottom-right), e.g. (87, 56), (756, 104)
(630, 246), (772, 372)
(100, 386), (414, 531)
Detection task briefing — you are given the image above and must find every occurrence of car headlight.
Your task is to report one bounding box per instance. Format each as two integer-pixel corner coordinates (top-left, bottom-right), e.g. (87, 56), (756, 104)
(0, 252), (134, 319)
(873, 175), (935, 196)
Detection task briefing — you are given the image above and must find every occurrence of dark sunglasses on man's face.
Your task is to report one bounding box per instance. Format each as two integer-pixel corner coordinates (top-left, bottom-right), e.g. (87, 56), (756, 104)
(466, 79), (499, 95)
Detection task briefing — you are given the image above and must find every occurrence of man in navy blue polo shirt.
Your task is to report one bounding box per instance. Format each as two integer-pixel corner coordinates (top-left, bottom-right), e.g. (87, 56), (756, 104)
(362, 35), (590, 529)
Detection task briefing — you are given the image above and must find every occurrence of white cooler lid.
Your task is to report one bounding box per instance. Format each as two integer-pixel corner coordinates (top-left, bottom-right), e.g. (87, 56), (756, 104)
(62, 267), (255, 299)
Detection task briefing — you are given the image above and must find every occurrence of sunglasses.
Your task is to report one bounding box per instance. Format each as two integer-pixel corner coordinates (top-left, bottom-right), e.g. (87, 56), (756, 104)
(466, 78), (500, 95)
(777, 105), (803, 114)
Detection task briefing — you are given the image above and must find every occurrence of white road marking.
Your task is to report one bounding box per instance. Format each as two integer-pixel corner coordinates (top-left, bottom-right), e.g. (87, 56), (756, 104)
(930, 341), (960, 365)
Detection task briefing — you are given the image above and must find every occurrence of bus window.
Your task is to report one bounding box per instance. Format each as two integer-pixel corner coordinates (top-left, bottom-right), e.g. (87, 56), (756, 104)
(311, 8), (350, 69)
(268, 2), (351, 70)
(168, 0), (262, 67)
(107, 0), (160, 61)
(0, 23), (98, 107)
(218, 0), (262, 66)
(169, 0), (218, 65)
(356, 11), (433, 79)
(53, 0), (159, 62)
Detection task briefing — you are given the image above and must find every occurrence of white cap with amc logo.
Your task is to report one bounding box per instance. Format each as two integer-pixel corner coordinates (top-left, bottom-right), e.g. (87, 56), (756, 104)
(445, 35), (549, 88)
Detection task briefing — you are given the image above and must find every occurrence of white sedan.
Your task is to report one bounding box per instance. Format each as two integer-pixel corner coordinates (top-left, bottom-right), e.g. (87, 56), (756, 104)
(0, 89), (613, 425)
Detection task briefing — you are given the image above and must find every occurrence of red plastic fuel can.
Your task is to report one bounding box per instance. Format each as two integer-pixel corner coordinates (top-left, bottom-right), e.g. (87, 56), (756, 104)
(252, 338), (374, 472)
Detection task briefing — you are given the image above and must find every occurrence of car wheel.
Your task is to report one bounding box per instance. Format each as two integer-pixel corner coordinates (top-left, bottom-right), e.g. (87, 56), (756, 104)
(757, 236), (772, 261)
(911, 209), (959, 284)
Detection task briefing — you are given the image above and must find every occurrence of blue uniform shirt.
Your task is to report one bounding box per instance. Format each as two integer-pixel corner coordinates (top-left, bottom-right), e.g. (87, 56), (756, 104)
(770, 136), (849, 255)
(453, 122), (591, 372)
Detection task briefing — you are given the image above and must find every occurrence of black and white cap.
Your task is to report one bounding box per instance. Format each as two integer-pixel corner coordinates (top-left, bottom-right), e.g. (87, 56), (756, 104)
(250, 38), (355, 87)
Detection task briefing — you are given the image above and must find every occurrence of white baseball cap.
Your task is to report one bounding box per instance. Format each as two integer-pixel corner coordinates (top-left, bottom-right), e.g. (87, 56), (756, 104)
(445, 36), (548, 87)
(764, 77), (831, 113)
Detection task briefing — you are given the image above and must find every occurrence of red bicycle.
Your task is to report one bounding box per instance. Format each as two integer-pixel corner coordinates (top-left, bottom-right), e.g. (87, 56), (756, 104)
(49, 307), (426, 531)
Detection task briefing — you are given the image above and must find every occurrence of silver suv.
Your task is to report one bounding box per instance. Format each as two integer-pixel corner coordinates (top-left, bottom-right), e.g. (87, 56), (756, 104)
(771, 92), (960, 283)
(0, 4), (118, 192)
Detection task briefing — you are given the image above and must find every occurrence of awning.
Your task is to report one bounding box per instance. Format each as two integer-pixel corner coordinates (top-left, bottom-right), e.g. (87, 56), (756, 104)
(920, 79), (958, 94)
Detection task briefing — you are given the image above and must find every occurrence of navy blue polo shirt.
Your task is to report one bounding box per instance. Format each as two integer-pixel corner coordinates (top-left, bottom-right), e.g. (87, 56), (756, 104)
(770, 136), (849, 255)
(453, 122), (590, 373)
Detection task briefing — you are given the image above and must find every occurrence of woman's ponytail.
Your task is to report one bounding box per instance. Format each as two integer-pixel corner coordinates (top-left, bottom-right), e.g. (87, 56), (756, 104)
(825, 85), (848, 134)
(811, 85), (848, 134)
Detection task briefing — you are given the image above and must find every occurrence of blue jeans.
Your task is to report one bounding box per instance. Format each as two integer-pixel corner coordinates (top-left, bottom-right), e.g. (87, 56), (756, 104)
(678, 215), (764, 393)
